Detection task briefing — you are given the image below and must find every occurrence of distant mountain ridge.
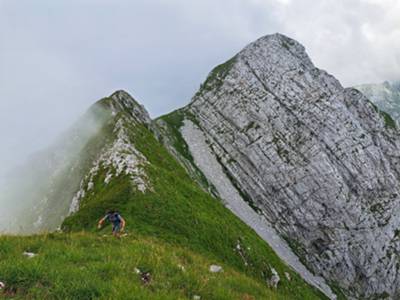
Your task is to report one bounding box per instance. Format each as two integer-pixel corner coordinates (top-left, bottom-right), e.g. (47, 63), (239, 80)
(356, 80), (400, 123)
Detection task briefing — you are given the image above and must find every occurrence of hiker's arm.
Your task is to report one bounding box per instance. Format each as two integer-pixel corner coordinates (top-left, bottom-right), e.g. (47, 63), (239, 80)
(120, 217), (126, 231)
(97, 216), (107, 228)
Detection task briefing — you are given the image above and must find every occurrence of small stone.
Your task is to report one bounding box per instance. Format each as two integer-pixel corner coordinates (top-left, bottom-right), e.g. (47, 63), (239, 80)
(209, 265), (223, 273)
(284, 272), (291, 281)
(87, 182), (94, 191)
(23, 252), (37, 259)
(267, 268), (280, 289)
(134, 268), (141, 274)
(0, 281), (5, 290)
(104, 173), (113, 184)
(178, 264), (186, 272)
(193, 295), (201, 300)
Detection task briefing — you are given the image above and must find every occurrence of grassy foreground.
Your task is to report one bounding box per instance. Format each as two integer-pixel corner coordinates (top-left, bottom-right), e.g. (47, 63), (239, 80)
(0, 232), (298, 300)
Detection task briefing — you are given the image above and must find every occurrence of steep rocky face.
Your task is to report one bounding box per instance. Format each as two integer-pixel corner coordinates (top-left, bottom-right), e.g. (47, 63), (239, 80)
(158, 34), (400, 298)
(356, 81), (400, 123)
(1, 91), (152, 233)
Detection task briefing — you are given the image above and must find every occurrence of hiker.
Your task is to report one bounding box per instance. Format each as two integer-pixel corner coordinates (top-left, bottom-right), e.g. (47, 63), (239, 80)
(97, 210), (126, 237)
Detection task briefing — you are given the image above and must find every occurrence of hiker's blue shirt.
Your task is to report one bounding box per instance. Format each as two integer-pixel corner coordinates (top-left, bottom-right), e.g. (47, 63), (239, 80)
(105, 213), (121, 225)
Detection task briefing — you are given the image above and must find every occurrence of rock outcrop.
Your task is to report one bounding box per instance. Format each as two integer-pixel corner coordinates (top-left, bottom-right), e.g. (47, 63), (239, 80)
(158, 33), (400, 298)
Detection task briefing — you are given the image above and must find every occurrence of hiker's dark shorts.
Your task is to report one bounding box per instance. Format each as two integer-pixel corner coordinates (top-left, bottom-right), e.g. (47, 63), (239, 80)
(112, 223), (121, 233)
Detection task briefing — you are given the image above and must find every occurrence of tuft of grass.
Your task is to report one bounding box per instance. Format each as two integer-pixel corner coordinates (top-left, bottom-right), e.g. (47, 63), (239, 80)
(380, 110), (396, 129)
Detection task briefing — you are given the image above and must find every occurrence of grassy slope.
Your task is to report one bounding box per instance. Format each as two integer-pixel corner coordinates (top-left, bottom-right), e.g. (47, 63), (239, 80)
(0, 233), (280, 300)
(0, 103), (326, 299)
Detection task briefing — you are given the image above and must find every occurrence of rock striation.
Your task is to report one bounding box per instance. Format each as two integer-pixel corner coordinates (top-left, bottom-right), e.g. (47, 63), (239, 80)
(159, 33), (400, 298)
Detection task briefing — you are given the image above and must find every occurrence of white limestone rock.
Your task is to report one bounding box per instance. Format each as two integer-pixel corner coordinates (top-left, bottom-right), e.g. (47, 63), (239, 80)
(209, 265), (223, 273)
(23, 251), (37, 259)
(268, 268), (280, 289)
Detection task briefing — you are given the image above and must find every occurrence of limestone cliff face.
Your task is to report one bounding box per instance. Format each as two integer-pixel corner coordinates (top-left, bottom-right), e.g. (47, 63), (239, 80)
(160, 34), (400, 298)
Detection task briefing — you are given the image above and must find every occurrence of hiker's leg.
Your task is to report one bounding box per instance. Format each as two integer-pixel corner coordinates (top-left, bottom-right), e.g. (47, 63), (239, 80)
(112, 223), (121, 237)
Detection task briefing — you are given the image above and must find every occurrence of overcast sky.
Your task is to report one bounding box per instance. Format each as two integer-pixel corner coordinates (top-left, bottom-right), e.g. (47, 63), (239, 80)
(0, 0), (399, 177)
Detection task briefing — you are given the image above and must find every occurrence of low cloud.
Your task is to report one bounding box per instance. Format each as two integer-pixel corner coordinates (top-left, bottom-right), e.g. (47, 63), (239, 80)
(0, 0), (398, 175)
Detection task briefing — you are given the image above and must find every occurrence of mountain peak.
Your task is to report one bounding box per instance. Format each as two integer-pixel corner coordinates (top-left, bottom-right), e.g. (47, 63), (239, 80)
(238, 32), (314, 71)
(98, 90), (151, 125)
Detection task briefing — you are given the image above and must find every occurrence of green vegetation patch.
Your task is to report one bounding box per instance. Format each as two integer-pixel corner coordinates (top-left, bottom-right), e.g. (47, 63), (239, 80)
(198, 56), (237, 94)
(380, 110), (396, 129)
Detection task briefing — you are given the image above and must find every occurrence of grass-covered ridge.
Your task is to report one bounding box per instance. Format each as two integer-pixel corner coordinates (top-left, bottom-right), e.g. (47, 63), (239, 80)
(1, 96), (327, 299)
(197, 56), (237, 95)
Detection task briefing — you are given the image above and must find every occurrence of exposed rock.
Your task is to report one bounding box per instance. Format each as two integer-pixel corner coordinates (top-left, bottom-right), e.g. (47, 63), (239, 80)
(23, 251), (37, 258)
(285, 272), (291, 281)
(0, 281), (5, 290)
(268, 268), (280, 289)
(107, 90), (152, 126)
(209, 265), (223, 273)
(160, 33), (400, 298)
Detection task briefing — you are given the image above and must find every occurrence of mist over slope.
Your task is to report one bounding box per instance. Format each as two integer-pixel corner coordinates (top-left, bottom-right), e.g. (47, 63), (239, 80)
(0, 104), (111, 233)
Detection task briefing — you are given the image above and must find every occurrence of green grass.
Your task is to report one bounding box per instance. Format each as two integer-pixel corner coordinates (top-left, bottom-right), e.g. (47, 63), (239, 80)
(0, 100), (327, 299)
(380, 110), (396, 129)
(0, 232), (281, 300)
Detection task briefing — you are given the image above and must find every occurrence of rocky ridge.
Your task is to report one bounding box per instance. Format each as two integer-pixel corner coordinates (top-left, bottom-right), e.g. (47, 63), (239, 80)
(69, 91), (152, 214)
(1, 91), (152, 233)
